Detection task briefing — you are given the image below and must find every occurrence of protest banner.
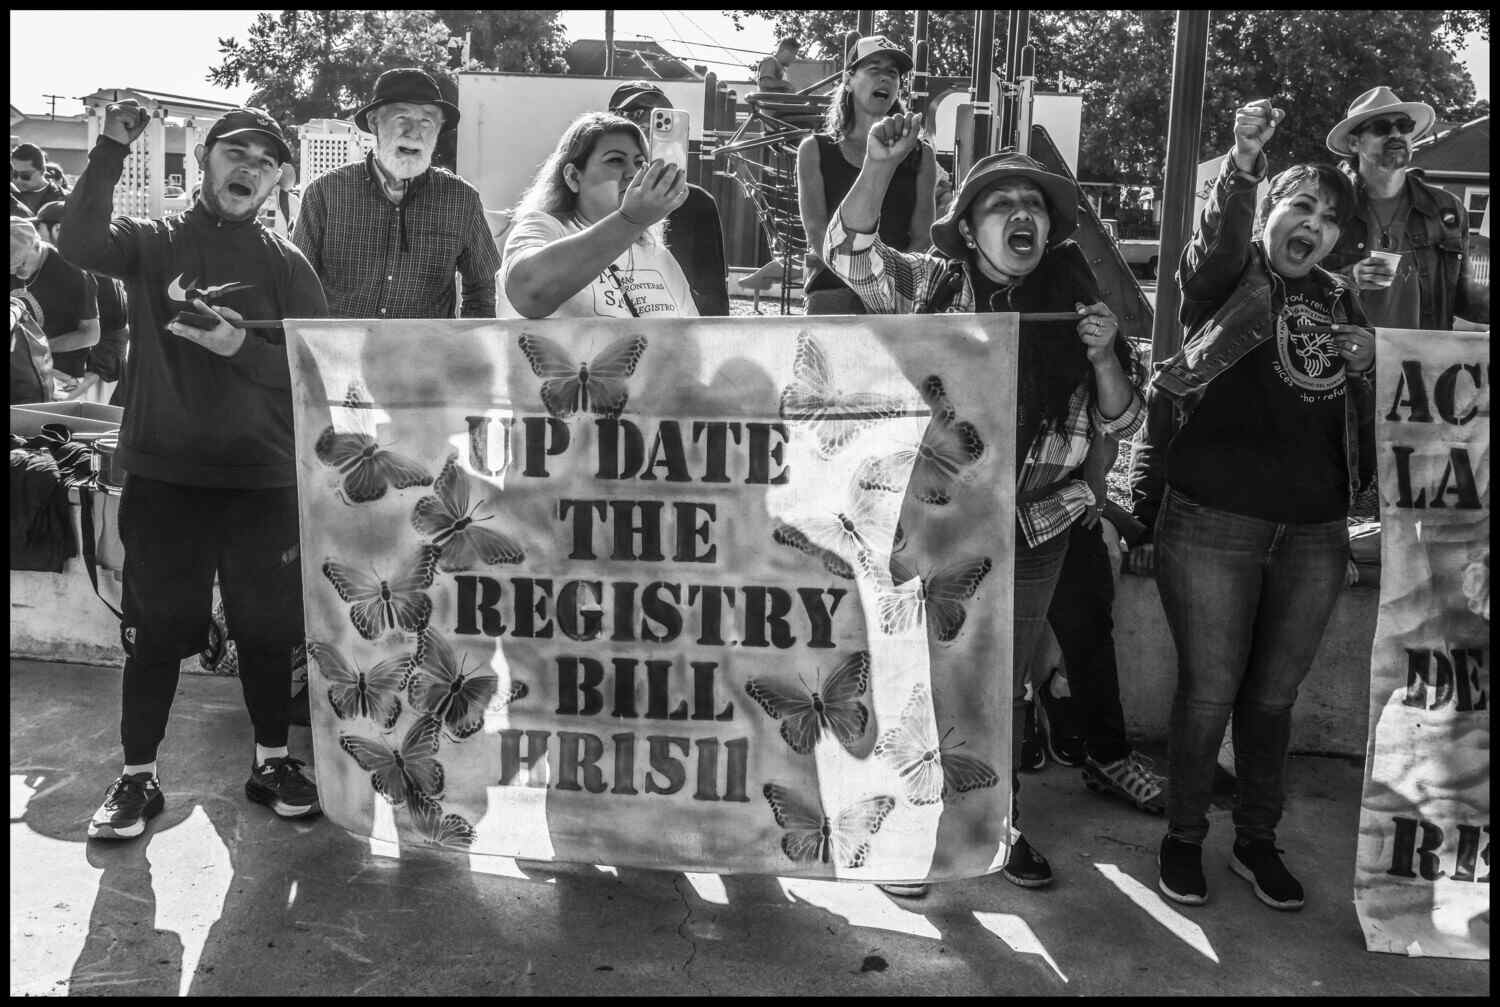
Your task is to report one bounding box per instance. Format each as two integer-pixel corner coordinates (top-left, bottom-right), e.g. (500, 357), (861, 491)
(1354, 327), (1489, 960)
(287, 315), (1018, 881)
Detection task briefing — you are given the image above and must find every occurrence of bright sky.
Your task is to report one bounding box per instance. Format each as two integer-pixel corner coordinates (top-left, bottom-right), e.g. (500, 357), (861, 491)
(8, 9), (1490, 118)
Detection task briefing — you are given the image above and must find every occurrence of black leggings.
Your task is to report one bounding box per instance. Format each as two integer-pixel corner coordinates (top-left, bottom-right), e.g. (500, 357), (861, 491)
(117, 477), (304, 763)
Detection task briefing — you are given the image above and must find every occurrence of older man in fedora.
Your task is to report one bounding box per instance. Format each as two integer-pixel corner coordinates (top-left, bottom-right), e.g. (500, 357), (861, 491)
(295, 67), (500, 319)
(1322, 85), (1487, 331)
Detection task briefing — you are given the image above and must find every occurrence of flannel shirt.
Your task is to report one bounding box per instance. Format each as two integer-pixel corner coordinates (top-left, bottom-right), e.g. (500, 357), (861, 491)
(294, 155), (499, 319)
(826, 213), (1145, 548)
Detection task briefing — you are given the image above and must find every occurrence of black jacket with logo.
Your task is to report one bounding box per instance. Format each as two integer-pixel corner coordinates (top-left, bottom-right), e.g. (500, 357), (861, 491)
(59, 137), (328, 488)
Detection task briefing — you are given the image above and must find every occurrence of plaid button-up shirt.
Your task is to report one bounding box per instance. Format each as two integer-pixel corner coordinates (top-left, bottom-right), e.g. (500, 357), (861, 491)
(825, 213), (1144, 548)
(294, 155), (500, 319)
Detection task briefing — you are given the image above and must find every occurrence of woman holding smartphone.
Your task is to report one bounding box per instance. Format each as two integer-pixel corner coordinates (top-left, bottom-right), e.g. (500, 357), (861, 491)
(796, 35), (937, 315)
(498, 112), (696, 320)
(1128, 100), (1375, 912)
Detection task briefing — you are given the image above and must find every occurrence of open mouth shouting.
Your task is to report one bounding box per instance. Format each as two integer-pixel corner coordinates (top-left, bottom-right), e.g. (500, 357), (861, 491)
(1284, 234), (1318, 265)
(396, 143), (424, 157)
(1006, 223), (1039, 256)
(872, 87), (891, 102)
(225, 180), (254, 199)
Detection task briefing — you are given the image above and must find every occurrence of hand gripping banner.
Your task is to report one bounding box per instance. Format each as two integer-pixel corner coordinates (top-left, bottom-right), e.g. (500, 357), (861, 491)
(1354, 327), (1489, 960)
(287, 315), (1018, 881)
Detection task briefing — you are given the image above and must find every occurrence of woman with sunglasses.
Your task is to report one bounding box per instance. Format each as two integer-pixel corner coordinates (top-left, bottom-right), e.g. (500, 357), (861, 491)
(796, 35), (937, 315)
(498, 112), (695, 320)
(1128, 99), (1376, 912)
(1321, 86), (1487, 331)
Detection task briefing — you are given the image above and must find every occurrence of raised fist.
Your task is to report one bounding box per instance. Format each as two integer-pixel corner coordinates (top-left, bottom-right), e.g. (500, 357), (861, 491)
(103, 100), (150, 147)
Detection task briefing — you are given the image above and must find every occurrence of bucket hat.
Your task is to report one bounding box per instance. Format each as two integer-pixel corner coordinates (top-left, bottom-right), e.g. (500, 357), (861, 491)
(929, 150), (1077, 259)
(1325, 85), (1435, 154)
(847, 35), (914, 75)
(204, 108), (293, 165)
(355, 68), (460, 134)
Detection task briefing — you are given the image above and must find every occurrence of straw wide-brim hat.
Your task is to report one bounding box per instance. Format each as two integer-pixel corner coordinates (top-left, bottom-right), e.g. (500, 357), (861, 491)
(929, 151), (1078, 260)
(1325, 85), (1435, 154)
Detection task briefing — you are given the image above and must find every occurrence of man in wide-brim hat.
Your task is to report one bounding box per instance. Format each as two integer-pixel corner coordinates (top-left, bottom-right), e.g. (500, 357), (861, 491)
(1321, 85), (1487, 330)
(294, 66), (499, 319)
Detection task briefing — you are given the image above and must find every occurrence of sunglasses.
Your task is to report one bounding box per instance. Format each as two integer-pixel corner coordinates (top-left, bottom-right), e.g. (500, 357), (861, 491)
(1356, 115), (1416, 137)
(12, 170), (37, 181)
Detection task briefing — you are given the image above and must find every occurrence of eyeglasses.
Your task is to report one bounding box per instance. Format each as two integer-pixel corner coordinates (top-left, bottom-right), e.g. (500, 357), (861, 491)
(1356, 115), (1416, 137)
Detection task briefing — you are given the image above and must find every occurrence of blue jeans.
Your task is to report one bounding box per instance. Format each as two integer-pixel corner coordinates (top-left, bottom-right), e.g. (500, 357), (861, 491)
(1154, 488), (1348, 845)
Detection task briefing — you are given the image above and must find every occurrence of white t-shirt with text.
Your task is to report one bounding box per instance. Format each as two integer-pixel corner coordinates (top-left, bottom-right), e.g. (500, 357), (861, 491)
(495, 211), (699, 320)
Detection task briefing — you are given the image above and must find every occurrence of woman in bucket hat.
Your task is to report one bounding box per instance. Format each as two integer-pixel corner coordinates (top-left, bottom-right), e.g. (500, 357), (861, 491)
(822, 111), (1145, 898)
(797, 35), (936, 315)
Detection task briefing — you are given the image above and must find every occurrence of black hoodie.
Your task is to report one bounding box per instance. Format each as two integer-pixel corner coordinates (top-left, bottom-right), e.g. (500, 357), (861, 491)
(59, 136), (328, 488)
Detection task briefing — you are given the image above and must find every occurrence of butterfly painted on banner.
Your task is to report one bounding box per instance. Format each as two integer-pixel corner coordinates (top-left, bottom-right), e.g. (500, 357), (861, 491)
(518, 332), (648, 419)
(772, 471), (902, 573)
(314, 384), (433, 505)
(307, 639), (407, 729)
(856, 375), (985, 507)
(762, 783), (896, 869)
(874, 683), (1000, 806)
(409, 791), (478, 849)
(770, 524), (856, 580)
(779, 331), (909, 459)
(861, 551), (993, 643)
(405, 629), (527, 741)
(744, 650), (871, 755)
(411, 452), (526, 572)
(339, 714), (445, 807)
(322, 544), (440, 641)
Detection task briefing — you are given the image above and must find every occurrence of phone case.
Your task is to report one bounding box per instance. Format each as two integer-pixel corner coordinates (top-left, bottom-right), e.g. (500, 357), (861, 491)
(649, 108), (690, 174)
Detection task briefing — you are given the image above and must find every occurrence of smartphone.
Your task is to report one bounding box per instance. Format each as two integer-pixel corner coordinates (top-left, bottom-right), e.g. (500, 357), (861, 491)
(649, 107), (691, 175)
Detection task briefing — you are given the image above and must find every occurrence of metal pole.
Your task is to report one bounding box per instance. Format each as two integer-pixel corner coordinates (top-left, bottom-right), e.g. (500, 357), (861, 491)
(911, 10), (930, 118)
(999, 10), (1021, 149)
(1151, 9), (1211, 364)
(971, 9), (997, 164)
(604, 10), (615, 77)
(857, 10), (874, 36)
(1015, 44), (1036, 156)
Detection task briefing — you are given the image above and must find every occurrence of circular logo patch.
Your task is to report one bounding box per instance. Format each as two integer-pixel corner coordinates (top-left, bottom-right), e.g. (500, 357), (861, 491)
(1276, 304), (1345, 391)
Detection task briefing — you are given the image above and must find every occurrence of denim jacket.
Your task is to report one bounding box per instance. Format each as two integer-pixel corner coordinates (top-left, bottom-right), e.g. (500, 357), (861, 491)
(1128, 152), (1376, 534)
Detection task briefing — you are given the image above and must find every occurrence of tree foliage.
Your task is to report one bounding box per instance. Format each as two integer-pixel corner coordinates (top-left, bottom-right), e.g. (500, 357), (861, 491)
(208, 10), (570, 168)
(728, 9), (1482, 191)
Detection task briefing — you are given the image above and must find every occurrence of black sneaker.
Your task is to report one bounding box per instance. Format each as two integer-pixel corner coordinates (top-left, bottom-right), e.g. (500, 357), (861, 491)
(87, 772), (164, 840)
(1000, 833), (1054, 888)
(1230, 838), (1305, 911)
(1158, 835), (1207, 905)
(245, 756), (321, 818)
(1036, 678), (1087, 767)
(1019, 698), (1048, 773)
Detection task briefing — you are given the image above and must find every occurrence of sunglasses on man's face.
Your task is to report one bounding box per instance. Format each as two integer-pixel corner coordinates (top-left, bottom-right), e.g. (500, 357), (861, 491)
(1357, 116), (1416, 137)
(12, 170), (37, 181)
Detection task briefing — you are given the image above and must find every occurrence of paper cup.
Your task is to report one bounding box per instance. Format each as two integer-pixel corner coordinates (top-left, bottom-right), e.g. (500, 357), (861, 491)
(1367, 249), (1403, 287)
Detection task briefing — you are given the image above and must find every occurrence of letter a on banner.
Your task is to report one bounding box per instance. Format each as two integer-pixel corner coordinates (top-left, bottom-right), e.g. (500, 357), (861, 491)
(1354, 327), (1489, 960)
(287, 314), (1020, 882)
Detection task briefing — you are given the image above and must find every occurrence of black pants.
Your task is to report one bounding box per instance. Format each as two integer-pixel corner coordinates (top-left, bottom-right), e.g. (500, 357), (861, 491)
(1045, 519), (1131, 764)
(118, 476), (304, 763)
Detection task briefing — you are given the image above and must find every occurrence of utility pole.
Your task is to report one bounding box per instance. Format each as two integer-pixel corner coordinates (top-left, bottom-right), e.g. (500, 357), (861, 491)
(604, 10), (615, 77)
(1152, 10), (1211, 364)
(42, 94), (65, 119)
(971, 9), (998, 163)
(857, 10), (874, 36)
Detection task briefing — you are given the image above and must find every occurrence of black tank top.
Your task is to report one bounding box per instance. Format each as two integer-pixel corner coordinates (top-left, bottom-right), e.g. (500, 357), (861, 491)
(805, 132), (925, 294)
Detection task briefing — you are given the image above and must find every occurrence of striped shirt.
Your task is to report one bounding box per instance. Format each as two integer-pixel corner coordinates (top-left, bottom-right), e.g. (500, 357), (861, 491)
(825, 213), (1144, 547)
(294, 154), (500, 319)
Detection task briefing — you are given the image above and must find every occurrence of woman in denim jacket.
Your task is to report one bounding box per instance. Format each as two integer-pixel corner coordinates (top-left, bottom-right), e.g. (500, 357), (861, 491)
(1128, 100), (1376, 912)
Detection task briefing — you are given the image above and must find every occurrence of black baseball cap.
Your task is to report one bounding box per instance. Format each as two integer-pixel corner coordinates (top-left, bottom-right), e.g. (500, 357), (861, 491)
(608, 81), (672, 114)
(204, 108), (293, 165)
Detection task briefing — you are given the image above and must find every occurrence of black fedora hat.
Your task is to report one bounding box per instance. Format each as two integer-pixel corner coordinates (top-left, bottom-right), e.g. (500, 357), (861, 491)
(929, 150), (1078, 259)
(354, 67), (460, 134)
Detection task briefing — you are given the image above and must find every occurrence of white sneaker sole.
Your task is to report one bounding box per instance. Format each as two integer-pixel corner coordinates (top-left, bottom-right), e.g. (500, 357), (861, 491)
(87, 818), (146, 840)
(1229, 855), (1304, 911)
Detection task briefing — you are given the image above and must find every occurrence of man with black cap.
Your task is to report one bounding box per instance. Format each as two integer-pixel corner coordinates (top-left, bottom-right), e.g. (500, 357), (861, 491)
(607, 81), (730, 316)
(295, 67), (499, 319)
(823, 111), (1144, 899)
(59, 99), (329, 842)
(1322, 85), (1487, 331)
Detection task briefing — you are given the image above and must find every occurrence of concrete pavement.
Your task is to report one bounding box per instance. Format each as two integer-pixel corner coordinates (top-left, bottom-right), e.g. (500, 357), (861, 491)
(10, 659), (1486, 996)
